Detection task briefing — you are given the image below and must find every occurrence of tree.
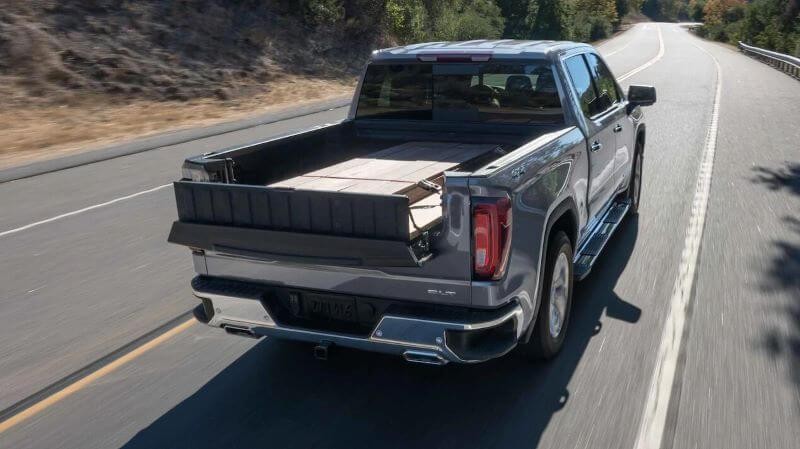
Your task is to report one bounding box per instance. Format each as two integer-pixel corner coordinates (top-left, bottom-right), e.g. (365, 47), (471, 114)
(532, 0), (570, 39)
(688, 0), (707, 21)
(642, 0), (683, 20)
(703, 0), (744, 26)
(496, 0), (540, 38)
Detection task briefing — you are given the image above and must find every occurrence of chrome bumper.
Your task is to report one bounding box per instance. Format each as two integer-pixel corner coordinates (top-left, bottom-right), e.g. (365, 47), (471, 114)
(192, 281), (525, 365)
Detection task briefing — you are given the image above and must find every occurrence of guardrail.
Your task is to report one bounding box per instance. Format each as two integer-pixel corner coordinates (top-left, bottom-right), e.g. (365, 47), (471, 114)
(738, 41), (800, 80)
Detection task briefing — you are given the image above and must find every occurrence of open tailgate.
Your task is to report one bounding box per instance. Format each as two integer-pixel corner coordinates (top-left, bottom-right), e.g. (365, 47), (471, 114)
(167, 180), (431, 267)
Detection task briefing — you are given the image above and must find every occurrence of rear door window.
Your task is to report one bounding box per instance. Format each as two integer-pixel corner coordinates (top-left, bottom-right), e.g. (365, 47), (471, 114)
(564, 55), (597, 118)
(584, 53), (620, 107)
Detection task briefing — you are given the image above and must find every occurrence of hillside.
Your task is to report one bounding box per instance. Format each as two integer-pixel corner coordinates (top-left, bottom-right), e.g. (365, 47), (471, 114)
(0, 0), (646, 168)
(0, 0), (380, 106)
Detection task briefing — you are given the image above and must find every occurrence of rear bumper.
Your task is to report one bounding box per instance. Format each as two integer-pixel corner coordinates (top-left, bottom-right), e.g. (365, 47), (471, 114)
(191, 276), (525, 364)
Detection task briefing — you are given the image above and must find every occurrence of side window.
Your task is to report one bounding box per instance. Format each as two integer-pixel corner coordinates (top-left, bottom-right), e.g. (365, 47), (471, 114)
(585, 53), (620, 107)
(564, 55), (597, 118)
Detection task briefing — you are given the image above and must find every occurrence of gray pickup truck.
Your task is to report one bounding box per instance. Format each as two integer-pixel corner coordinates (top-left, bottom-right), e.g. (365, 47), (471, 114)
(168, 40), (655, 365)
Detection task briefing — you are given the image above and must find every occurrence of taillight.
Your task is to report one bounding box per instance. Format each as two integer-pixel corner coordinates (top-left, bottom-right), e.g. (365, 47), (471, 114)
(472, 197), (512, 280)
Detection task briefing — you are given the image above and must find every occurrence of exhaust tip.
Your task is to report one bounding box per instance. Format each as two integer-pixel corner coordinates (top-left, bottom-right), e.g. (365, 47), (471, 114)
(403, 350), (447, 365)
(223, 324), (260, 339)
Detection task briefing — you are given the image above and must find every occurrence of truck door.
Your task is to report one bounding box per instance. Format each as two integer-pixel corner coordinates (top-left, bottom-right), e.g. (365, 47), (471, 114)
(583, 53), (632, 195)
(563, 54), (618, 219)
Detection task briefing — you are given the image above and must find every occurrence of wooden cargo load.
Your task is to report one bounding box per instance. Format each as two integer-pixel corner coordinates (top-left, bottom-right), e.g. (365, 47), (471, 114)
(269, 141), (500, 236)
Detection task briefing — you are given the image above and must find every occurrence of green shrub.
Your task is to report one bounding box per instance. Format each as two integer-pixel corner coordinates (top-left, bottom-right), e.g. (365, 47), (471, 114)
(723, 19), (743, 44)
(568, 10), (614, 42)
(304, 0), (345, 26)
(588, 15), (614, 40)
(385, 0), (504, 43)
(430, 0), (505, 41)
(385, 0), (429, 43)
(795, 34), (800, 57)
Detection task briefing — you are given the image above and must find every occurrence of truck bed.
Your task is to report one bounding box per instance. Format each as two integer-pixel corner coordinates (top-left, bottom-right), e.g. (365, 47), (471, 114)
(170, 120), (545, 268)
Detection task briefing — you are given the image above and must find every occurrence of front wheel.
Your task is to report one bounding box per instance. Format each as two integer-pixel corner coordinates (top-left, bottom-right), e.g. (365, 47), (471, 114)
(628, 146), (643, 215)
(519, 231), (574, 360)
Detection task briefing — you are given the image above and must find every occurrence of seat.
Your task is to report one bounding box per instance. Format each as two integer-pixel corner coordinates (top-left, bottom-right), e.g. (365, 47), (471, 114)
(503, 75), (534, 108)
(532, 70), (561, 108)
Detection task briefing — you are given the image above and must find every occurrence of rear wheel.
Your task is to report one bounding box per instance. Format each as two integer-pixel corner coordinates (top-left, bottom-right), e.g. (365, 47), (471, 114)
(628, 144), (643, 215)
(519, 231), (574, 360)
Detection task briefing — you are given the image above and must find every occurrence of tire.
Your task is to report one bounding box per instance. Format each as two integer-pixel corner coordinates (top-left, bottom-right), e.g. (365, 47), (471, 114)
(519, 231), (574, 360)
(627, 144), (643, 215)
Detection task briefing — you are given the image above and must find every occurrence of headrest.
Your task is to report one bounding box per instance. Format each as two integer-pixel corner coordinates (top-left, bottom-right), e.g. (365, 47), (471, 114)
(505, 75), (532, 91)
(535, 70), (556, 92)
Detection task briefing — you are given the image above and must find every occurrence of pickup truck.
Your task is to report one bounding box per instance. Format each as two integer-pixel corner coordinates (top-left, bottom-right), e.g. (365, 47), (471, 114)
(168, 40), (656, 365)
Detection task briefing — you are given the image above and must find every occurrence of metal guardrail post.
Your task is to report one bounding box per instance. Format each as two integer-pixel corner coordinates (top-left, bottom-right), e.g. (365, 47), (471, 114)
(738, 41), (800, 80)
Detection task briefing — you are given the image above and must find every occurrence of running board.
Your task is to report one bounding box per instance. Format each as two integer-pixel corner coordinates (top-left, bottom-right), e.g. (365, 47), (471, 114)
(574, 200), (631, 280)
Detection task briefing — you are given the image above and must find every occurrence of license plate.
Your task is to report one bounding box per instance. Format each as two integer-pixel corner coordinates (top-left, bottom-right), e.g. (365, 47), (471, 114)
(301, 293), (357, 322)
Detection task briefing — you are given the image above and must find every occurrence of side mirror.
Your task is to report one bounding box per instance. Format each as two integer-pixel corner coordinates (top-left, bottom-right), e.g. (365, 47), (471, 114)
(627, 85), (656, 108)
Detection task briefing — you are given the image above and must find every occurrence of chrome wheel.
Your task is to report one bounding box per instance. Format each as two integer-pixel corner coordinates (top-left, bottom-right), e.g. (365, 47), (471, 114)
(549, 252), (570, 338)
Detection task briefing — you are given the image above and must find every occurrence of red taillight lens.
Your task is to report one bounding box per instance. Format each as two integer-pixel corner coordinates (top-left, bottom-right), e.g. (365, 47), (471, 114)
(473, 198), (512, 280)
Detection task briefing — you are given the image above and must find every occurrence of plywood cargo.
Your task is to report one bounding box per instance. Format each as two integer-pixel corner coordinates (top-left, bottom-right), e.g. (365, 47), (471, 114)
(269, 141), (499, 236)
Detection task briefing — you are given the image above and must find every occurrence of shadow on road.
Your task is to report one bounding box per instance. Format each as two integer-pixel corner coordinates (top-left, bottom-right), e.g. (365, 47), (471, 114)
(752, 162), (800, 404)
(751, 163), (800, 196)
(123, 218), (641, 449)
(760, 216), (800, 398)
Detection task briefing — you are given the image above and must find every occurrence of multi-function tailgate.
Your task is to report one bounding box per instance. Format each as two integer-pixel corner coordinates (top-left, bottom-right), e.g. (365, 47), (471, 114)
(167, 181), (431, 267)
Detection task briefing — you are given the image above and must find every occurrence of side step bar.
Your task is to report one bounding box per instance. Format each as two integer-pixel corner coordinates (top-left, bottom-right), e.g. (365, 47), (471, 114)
(574, 200), (631, 280)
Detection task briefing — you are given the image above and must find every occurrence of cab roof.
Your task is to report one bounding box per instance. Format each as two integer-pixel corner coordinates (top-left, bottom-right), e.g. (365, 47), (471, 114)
(371, 40), (592, 62)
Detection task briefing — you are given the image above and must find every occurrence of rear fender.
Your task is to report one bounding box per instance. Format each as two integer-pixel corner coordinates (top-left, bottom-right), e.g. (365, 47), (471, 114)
(468, 127), (586, 317)
(521, 197), (579, 343)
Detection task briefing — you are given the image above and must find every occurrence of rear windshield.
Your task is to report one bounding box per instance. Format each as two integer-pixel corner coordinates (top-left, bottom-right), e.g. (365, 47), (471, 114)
(355, 62), (563, 124)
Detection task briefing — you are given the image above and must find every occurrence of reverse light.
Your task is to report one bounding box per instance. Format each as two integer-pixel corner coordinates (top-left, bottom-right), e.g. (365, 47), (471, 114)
(472, 197), (512, 280)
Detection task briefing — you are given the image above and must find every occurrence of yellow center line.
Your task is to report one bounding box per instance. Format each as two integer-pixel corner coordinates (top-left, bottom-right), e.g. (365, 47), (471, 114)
(0, 318), (196, 434)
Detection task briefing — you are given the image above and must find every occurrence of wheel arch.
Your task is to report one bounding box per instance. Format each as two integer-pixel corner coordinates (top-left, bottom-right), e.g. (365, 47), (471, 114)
(521, 196), (579, 343)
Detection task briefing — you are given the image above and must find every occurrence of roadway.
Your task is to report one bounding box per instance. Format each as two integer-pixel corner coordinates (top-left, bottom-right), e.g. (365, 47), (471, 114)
(0, 22), (797, 449)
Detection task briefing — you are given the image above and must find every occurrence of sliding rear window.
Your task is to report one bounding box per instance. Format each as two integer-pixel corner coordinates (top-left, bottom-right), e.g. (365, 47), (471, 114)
(355, 62), (564, 124)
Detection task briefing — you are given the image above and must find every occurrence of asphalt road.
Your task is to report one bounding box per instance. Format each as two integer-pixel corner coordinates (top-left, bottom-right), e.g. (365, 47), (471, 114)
(0, 23), (798, 449)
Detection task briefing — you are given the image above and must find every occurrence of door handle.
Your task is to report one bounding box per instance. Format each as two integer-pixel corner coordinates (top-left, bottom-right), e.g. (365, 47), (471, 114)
(591, 141), (603, 152)
(613, 124), (623, 133)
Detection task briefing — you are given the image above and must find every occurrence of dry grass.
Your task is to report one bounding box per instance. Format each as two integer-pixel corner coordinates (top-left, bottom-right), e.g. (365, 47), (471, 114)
(0, 77), (355, 170)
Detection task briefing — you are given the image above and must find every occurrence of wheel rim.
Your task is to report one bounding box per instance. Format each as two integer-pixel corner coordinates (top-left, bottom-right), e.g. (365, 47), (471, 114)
(549, 252), (570, 338)
(633, 153), (642, 207)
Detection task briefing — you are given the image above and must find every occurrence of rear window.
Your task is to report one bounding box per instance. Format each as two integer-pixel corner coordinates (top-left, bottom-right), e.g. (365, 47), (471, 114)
(356, 62), (564, 124)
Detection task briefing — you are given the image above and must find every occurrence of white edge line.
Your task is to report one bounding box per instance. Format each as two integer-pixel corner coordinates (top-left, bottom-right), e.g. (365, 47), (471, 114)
(633, 39), (723, 449)
(0, 184), (172, 238)
(604, 42), (632, 58)
(598, 23), (638, 49)
(602, 25), (639, 57)
(619, 24), (665, 81)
